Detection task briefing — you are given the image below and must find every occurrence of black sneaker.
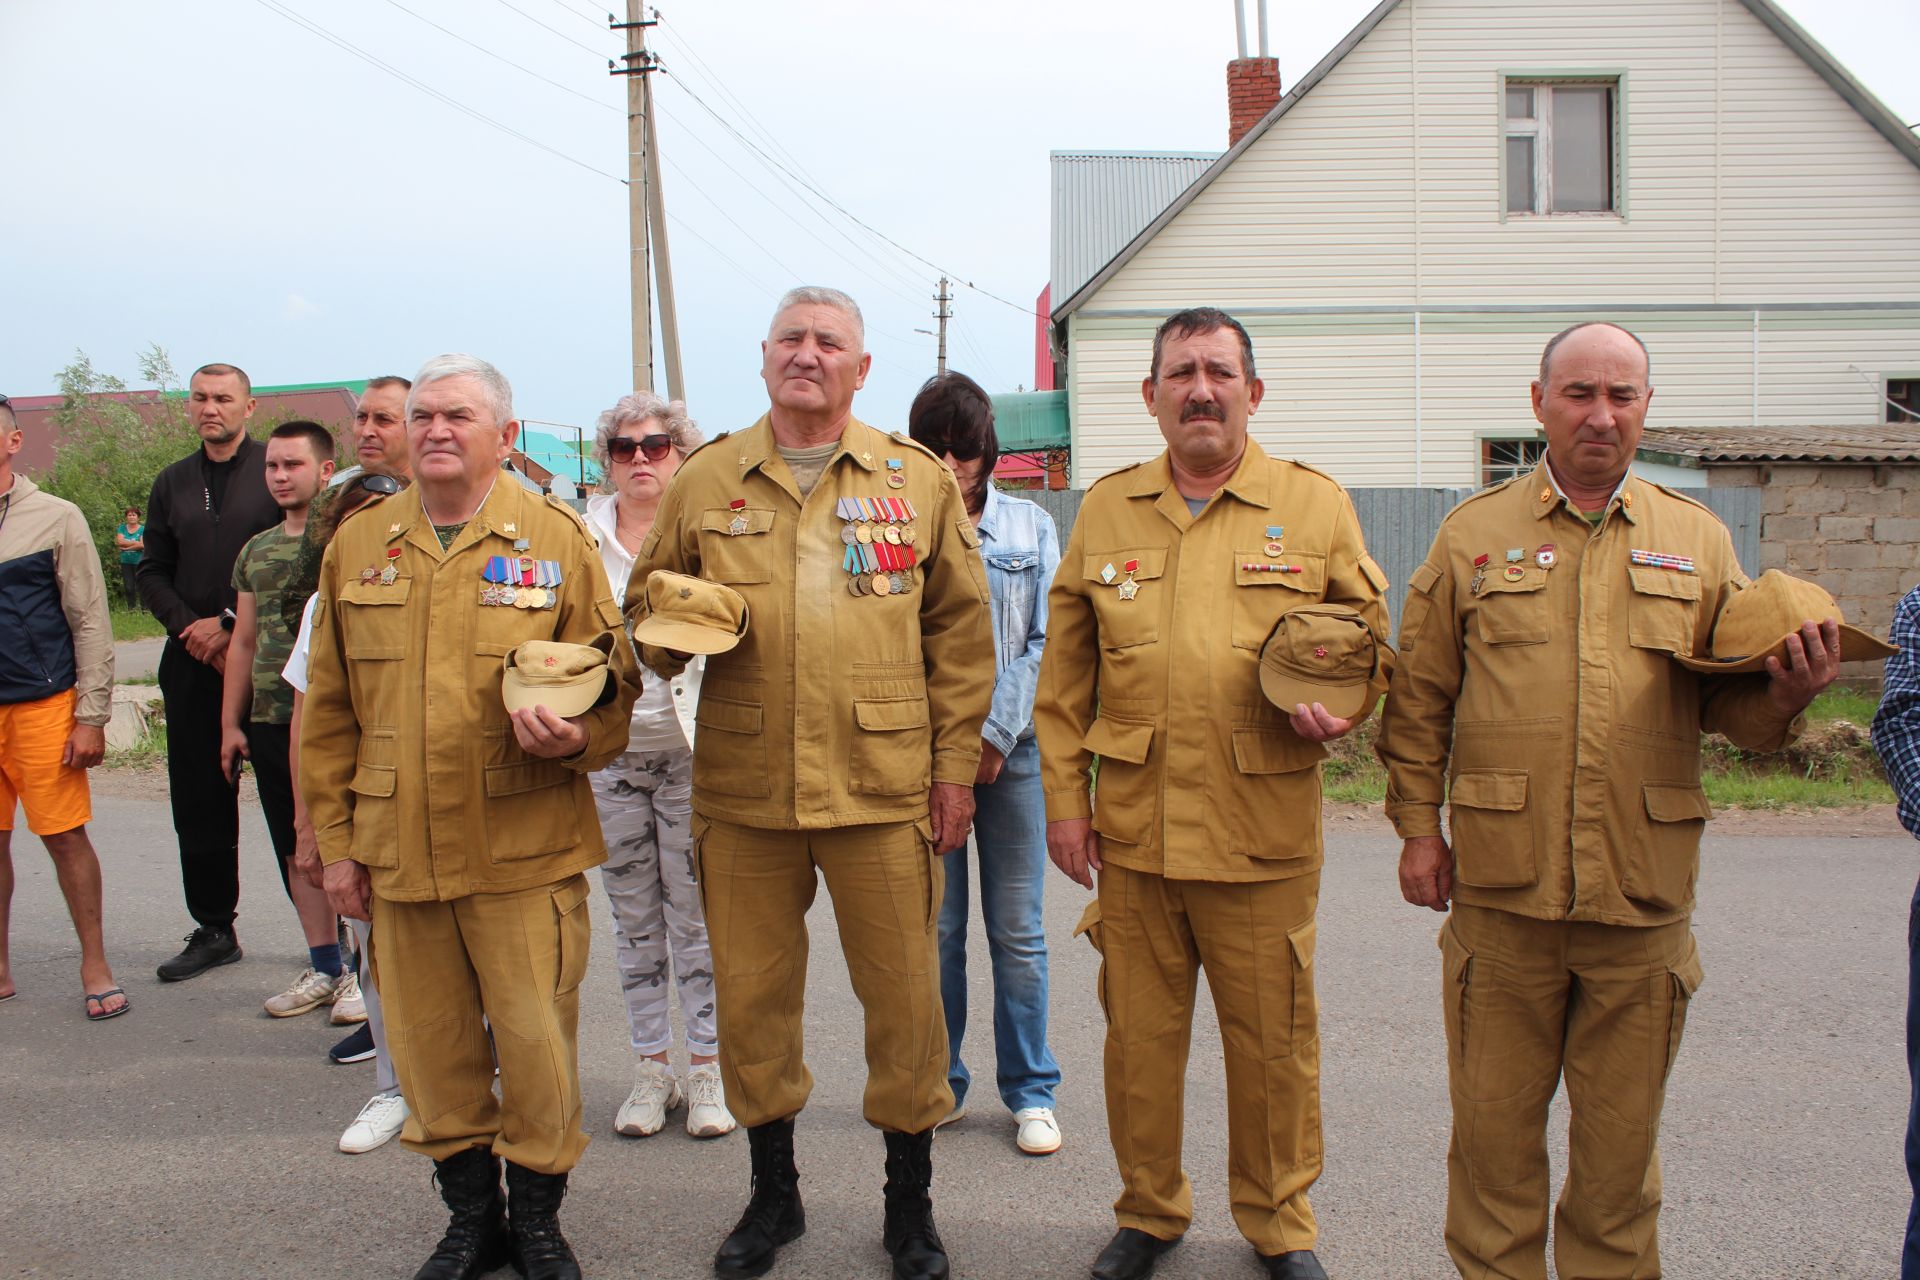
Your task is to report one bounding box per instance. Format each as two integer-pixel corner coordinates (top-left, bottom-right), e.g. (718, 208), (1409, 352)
(156, 926), (242, 982)
(330, 1023), (377, 1064)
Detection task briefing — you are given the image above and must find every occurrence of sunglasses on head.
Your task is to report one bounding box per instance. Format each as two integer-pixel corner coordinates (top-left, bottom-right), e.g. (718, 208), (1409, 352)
(353, 472), (403, 496)
(608, 433), (673, 464)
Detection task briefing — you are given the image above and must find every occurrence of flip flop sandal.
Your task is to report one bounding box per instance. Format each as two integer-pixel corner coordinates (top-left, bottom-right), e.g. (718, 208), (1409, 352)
(0, 991), (16, 1003)
(84, 988), (131, 1022)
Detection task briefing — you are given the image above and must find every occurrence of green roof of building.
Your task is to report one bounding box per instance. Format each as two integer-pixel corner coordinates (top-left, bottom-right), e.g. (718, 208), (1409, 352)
(992, 390), (1069, 452)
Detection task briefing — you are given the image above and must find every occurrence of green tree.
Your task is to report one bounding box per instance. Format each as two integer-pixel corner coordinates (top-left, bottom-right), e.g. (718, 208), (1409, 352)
(39, 346), (200, 606)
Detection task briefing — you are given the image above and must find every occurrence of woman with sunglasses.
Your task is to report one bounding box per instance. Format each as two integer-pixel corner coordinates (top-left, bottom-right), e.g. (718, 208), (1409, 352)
(583, 393), (737, 1141)
(907, 371), (1066, 1157)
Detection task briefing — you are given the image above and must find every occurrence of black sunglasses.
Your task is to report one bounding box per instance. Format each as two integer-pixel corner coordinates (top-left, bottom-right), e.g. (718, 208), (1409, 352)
(608, 433), (673, 464)
(918, 436), (987, 463)
(352, 472), (403, 496)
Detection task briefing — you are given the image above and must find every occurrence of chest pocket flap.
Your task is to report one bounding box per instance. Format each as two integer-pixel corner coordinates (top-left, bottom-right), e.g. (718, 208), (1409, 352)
(1081, 548), (1167, 584)
(700, 507), (777, 537)
(1627, 566), (1703, 601)
(986, 551), (1038, 572)
(339, 579), (411, 660)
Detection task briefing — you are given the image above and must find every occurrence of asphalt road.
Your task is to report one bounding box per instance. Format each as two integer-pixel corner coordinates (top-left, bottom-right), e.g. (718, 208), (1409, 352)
(3, 789), (1913, 1279)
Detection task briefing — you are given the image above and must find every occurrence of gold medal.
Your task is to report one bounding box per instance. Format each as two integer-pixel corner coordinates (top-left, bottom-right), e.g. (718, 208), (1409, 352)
(856, 524), (874, 544)
(848, 577), (865, 597)
(871, 572), (891, 596)
(884, 527), (902, 546)
(899, 527), (916, 546)
(1264, 541), (1284, 559)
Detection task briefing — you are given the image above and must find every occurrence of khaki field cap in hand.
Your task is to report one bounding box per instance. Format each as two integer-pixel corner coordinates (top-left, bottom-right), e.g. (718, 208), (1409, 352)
(631, 570), (749, 656)
(502, 634), (616, 717)
(1674, 569), (1897, 673)
(1259, 603), (1381, 720)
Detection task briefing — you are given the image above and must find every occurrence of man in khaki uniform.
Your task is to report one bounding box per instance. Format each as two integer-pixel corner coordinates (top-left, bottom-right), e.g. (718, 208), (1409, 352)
(1034, 307), (1390, 1280)
(629, 287), (993, 1280)
(1377, 322), (1840, 1280)
(302, 354), (641, 1280)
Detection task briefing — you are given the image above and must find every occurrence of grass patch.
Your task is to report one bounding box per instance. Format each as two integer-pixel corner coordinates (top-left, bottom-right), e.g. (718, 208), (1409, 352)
(111, 607), (166, 642)
(104, 719), (167, 767)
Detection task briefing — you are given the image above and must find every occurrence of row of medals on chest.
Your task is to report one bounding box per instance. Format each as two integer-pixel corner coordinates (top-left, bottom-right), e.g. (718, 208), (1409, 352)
(840, 494), (919, 597)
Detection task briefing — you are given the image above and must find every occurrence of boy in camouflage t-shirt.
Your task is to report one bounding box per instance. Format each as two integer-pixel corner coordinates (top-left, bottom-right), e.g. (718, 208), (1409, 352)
(217, 421), (348, 1018)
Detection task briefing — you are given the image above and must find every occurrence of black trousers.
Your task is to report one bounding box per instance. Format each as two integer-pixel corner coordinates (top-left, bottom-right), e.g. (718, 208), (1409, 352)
(243, 719), (298, 899)
(159, 640), (240, 928)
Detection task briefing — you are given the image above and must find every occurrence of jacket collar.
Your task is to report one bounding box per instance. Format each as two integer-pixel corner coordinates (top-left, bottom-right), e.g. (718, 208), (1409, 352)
(732, 413), (883, 481)
(975, 483), (1008, 543)
(1125, 437), (1275, 521)
(1528, 459), (1642, 525)
(1, 473), (40, 504)
(387, 472), (530, 557)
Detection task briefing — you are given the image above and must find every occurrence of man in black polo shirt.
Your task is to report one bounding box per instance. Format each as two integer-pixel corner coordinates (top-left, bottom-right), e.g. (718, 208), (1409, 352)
(138, 362), (281, 980)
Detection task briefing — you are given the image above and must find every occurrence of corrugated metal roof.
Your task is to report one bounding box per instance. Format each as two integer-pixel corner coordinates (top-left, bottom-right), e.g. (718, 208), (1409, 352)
(1637, 425), (1920, 465)
(1050, 151), (1218, 304)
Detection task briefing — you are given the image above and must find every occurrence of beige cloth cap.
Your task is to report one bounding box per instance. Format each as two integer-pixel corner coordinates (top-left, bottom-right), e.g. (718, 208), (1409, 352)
(1258, 603), (1380, 720)
(502, 634), (615, 717)
(1674, 569), (1896, 673)
(631, 570), (749, 656)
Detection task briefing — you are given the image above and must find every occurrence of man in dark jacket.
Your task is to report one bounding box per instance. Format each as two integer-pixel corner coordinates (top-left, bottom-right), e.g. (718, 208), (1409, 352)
(138, 363), (281, 980)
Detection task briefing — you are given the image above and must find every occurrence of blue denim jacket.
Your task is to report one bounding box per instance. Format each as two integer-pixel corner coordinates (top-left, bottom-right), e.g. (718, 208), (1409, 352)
(975, 485), (1061, 755)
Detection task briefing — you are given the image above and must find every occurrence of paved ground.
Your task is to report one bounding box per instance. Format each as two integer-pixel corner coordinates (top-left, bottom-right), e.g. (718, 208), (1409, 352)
(113, 637), (165, 682)
(3, 783), (1912, 1279)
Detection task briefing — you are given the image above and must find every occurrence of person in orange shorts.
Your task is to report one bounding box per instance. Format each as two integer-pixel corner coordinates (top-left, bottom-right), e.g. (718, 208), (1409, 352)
(0, 394), (126, 1021)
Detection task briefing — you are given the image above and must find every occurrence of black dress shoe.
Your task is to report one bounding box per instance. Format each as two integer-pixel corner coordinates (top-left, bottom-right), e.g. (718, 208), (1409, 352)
(1258, 1248), (1329, 1279)
(156, 926), (242, 981)
(1090, 1228), (1181, 1280)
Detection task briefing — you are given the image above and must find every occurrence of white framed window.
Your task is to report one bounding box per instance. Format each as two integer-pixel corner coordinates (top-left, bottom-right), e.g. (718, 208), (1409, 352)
(1481, 436), (1547, 488)
(1504, 80), (1618, 216)
(1887, 379), (1920, 424)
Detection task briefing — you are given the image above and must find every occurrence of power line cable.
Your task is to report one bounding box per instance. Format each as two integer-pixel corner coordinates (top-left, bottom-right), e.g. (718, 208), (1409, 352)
(250, 0), (623, 183)
(543, 0), (610, 31)
(658, 69), (1042, 318)
(381, 0), (620, 114)
(647, 16), (823, 191)
(488, 0), (609, 57)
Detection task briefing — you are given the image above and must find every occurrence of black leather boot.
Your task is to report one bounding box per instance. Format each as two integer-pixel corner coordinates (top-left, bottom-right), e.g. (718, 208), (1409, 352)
(1257, 1248), (1329, 1279)
(714, 1118), (805, 1278)
(504, 1162), (582, 1280)
(881, 1129), (949, 1280)
(1090, 1228), (1181, 1280)
(414, 1147), (509, 1280)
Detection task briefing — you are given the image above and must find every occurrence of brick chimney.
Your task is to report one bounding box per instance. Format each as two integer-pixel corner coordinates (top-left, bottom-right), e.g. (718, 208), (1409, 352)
(1227, 57), (1281, 146)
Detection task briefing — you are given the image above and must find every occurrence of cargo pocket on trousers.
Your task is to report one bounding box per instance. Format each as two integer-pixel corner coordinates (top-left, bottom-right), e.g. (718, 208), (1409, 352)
(552, 877), (591, 997)
(1287, 916), (1317, 1053)
(1662, 934), (1704, 1080)
(1439, 919), (1473, 1067)
(1074, 901), (1111, 1027)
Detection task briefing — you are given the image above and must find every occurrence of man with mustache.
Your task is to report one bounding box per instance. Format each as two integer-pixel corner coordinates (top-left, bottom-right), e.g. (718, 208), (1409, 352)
(1034, 307), (1390, 1280)
(138, 362), (282, 981)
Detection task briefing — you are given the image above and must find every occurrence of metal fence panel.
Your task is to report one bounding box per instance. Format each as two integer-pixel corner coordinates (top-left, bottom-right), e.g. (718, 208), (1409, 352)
(1696, 487), (1762, 578)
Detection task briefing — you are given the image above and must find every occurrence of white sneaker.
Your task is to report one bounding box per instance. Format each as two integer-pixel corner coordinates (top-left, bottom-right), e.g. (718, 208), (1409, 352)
(935, 1100), (967, 1131)
(338, 1091), (409, 1154)
(1014, 1107), (1062, 1156)
(685, 1063), (738, 1138)
(614, 1058), (681, 1136)
(264, 967), (340, 1018)
(329, 970), (368, 1025)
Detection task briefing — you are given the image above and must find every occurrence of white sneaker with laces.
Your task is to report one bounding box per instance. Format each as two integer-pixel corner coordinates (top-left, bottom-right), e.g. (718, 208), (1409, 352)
(685, 1063), (738, 1138)
(615, 1058), (682, 1136)
(264, 967), (340, 1018)
(1015, 1106), (1062, 1156)
(339, 1091), (409, 1154)
(329, 970), (368, 1025)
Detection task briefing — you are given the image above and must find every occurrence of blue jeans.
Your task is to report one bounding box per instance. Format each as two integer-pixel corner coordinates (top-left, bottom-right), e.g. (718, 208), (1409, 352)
(1906, 880), (1920, 1278)
(937, 735), (1061, 1113)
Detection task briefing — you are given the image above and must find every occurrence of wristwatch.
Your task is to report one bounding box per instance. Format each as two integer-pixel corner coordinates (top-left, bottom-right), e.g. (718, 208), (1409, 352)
(220, 609), (237, 632)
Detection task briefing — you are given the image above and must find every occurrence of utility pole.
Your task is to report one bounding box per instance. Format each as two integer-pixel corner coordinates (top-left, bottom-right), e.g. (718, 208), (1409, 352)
(642, 67), (684, 401)
(612, 2), (656, 395)
(934, 277), (951, 377)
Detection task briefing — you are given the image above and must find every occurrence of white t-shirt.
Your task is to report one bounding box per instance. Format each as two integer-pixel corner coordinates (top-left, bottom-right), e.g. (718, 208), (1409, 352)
(283, 594), (317, 694)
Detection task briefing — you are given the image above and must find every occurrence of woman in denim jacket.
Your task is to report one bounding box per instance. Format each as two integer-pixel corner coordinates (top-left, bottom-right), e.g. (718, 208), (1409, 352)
(908, 372), (1065, 1156)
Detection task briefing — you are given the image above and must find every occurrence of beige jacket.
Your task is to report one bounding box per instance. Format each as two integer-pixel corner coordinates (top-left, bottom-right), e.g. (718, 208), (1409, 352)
(628, 414), (994, 830)
(1376, 464), (1802, 926)
(1033, 441), (1392, 882)
(300, 480), (642, 902)
(0, 474), (113, 725)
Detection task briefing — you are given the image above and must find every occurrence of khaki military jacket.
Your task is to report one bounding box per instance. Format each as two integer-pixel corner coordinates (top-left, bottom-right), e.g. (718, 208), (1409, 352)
(1033, 440), (1391, 883)
(1376, 464), (1802, 926)
(301, 480), (642, 902)
(628, 414), (993, 830)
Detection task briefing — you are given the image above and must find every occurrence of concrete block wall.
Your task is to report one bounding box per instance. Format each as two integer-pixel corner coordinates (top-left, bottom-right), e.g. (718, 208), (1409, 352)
(1710, 463), (1920, 680)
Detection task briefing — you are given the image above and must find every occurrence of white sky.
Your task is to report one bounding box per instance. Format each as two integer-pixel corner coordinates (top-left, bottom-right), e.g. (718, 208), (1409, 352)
(3, 0), (1916, 440)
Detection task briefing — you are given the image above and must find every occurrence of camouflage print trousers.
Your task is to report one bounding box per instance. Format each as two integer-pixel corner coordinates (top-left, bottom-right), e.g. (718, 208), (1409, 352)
(588, 748), (719, 1056)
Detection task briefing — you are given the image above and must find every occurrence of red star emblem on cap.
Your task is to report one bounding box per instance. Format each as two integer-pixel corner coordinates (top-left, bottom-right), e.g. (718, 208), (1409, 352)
(1314, 645), (1328, 658)
(543, 656), (558, 667)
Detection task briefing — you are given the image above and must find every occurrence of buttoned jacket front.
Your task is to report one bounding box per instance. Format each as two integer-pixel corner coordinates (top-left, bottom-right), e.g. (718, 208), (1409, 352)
(1033, 440), (1392, 883)
(1376, 464), (1802, 926)
(300, 480), (642, 902)
(627, 414), (994, 830)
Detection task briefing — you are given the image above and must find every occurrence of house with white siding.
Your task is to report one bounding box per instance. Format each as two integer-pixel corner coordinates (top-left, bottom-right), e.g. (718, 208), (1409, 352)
(1047, 0), (1920, 490)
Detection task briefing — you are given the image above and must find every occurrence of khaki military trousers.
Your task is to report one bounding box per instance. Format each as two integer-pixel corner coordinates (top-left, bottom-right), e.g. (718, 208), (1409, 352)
(1440, 904), (1705, 1280)
(695, 816), (953, 1133)
(369, 874), (594, 1176)
(1081, 862), (1323, 1255)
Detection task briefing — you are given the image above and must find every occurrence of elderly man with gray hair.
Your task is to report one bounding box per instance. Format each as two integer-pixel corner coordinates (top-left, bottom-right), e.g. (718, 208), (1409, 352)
(581, 392), (737, 1143)
(300, 354), (641, 1280)
(629, 287), (995, 1280)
